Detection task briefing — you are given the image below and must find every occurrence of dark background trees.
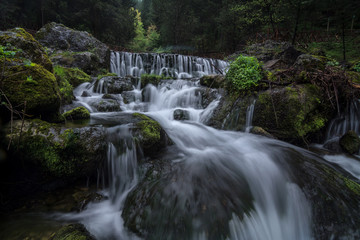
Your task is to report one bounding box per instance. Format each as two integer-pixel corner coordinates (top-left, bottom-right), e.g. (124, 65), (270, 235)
(0, 0), (359, 55)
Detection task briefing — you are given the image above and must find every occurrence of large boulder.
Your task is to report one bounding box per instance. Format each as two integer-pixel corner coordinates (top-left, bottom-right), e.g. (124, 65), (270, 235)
(6, 119), (107, 179)
(36, 22), (110, 74)
(252, 84), (333, 143)
(0, 28), (53, 72)
(132, 113), (172, 157)
(340, 131), (360, 154)
(0, 63), (61, 120)
(96, 76), (134, 94)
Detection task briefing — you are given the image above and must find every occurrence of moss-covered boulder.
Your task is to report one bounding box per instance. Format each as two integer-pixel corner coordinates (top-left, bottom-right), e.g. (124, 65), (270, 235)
(6, 119), (106, 178)
(340, 131), (360, 154)
(36, 22), (110, 74)
(141, 74), (162, 88)
(63, 107), (90, 121)
(54, 66), (91, 87)
(50, 224), (95, 240)
(250, 126), (275, 138)
(253, 84), (333, 143)
(0, 28), (53, 72)
(132, 113), (172, 157)
(1, 63), (61, 120)
(293, 54), (325, 71)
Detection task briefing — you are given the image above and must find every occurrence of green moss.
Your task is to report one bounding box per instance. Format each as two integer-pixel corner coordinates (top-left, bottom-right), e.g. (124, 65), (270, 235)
(62, 107), (90, 121)
(141, 74), (163, 88)
(253, 84), (331, 141)
(133, 113), (161, 145)
(50, 224), (94, 240)
(1, 63), (61, 117)
(54, 65), (91, 87)
(0, 28), (53, 72)
(322, 165), (360, 196)
(97, 72), (117, 80)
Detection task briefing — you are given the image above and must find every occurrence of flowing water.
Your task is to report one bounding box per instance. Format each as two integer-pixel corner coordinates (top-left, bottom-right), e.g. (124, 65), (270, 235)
(57, 58), (317, 239)
(5, 52), (360, 239)
(110, 52), (229, 78)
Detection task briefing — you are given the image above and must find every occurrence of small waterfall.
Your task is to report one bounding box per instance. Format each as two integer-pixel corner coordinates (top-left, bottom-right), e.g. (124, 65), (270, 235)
(325, 100), (360, 141)
(60, 126), (140, 240)
(245, 100), (256, 133)
(110, 51), (229, 78)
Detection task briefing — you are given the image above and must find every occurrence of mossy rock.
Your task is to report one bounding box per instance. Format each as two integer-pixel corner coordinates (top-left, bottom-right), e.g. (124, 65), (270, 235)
(141, 74), (162, 88)
(50, 224), (95, 240)
(132, 113), (172, 156)
(200, 74), (225, 88)
(253, 84), (333, 143)
(250, 126), (275, 139)
(340, 131), (360, 154)
(1, 63), (61, 120)
(293, 54), (325, 71)
(6, 120), (106, 178)
(63, 107), (90, 121)
(54, 65), (91, 87)
(0, 28), (53, 72)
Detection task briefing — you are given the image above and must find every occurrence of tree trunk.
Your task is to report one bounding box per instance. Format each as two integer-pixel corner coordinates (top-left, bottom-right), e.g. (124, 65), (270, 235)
(291, 1), (301, 45)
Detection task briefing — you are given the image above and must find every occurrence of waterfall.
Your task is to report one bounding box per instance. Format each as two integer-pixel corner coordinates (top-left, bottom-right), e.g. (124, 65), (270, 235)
(245, 100), (256, 133)
(110, 51), (229, 78)
(325, 100), (360, 141)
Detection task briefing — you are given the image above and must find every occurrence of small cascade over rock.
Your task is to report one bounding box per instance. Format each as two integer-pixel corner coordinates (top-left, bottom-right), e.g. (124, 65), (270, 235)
(110, 51), (229, 78)
(325, 100), (360, 141)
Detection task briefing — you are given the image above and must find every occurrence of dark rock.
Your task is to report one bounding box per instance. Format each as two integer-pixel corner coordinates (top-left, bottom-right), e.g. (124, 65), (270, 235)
(278, 46), (302, 66)
(121, 91), (137, 104)
(340, 131), (360, 154)
(93, 99), (121, 112)
(97, 76), (134, 94)
(253, 84), (333, 143)
(173, 109), (190, 120)
(293, 54), (324, 71)
(102, 94), (119, 100)
(50, 224), (95, 240)
(36, 22), (110, 74)
(323, 137), (343, 153)
(81, 91), (92, 97)
(244, 40), (291, 62)
(200, 88), (221, 109)
(5, 119), (107, 178)
(200, 75), (225, 88)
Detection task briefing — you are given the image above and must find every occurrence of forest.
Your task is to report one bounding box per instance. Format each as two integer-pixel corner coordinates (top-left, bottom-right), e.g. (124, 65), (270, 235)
(1, 0), (359, 55)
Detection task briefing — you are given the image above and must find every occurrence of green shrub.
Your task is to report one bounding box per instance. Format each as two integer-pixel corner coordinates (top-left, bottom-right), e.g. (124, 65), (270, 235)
(353, 62), (360, 73)
(225, 55), (262, 91)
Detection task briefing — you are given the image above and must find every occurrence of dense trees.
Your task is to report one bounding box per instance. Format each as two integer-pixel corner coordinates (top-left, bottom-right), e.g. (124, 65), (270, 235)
(0, 0), (137, 46)
(0, 0), (359, 54)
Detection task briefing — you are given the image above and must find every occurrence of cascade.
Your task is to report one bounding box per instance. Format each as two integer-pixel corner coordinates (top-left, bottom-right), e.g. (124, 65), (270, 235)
(325, 100), (360, 141)
(21, 55), (359, 240)
(110, 51), (229, 78)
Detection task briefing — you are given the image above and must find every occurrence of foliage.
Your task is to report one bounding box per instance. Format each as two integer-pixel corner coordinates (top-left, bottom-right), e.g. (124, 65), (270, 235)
(353, 62), (360, 73)
(97, 72), (117, 80)
(127, 9), (161, 52)
(225, 55), (263, 91)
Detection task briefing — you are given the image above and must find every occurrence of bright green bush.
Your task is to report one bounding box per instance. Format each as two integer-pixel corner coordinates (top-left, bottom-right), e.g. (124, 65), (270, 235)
(226, 55), (262, 91)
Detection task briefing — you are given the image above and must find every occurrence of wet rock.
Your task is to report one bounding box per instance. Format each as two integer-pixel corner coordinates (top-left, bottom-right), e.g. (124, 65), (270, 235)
(340, 131), (360, 154)
(93, 99), (121, 112)
(50, 224), (95, 240)
(132, 113), (172, 157)
(323, 137), (343, 153)
(81, 91), (92, 97)
(73, 192), (107, 212)
(200, 88), (221, 109)
(97, 76), (134, 94)
(250, 126), (275, 139)
(102, 94), (119, 100)
(173, 109), (190, 120)
(36, 22), (110, 74)
(122, 91), (137, 104)
(200, 74), (225, 88)
(63, 106), (90, 121)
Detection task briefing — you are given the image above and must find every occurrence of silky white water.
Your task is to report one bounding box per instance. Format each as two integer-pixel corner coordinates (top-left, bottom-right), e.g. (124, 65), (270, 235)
(59, 75), (316, 240)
